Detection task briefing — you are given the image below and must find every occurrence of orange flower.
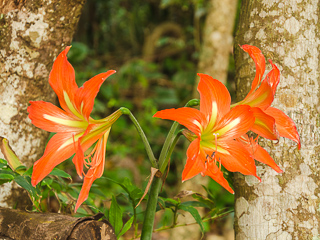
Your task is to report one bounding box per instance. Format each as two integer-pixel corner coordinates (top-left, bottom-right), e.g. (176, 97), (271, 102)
(28, 47), (122, 211)
(154, 74), (259, 193)
(233, 45), (300, 149)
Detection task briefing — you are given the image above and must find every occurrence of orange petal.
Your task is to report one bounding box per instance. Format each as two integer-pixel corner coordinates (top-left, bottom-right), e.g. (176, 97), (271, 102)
(197, 73), (231, 124)
(214, 105), (255, 140)
(265, 107), (301, 149)
(238, 136), (282, 173)
(254, 144), (283, 173)
(75, 70), (116, 121)
(204, 161), (234, 194)
(28, 101), (87, 132)
(74, 168), (96, 212)
(72, 125), (107, 177)
(250, 107), (278, 140)
(49, 47), (79, 116)
(72, 140), (84, 178)
(154, 108), (206, 136)
(182, 139), (205, 181)
(241, 45), (266, 96)
(75, 134), (107, 212)
(242, 78), (274, 110)
(216, 140), (260, 180)
(265, 60), (280, 95)
(31, 132), (80, 186)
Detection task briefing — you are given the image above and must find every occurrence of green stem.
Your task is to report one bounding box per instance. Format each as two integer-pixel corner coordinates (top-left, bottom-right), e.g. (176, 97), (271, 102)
(120, 107), (158, 168)
(159, 130), (183, 173)
(140, 176), (162, 240)
(139, 99), (199, 239)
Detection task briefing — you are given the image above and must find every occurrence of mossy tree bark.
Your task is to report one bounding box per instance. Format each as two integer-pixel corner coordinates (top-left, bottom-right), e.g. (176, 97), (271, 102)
(0, 0), (85, 209)
(234, 1), (320, 239)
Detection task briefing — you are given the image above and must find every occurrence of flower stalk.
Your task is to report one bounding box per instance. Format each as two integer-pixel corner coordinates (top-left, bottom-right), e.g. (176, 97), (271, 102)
(120, 107), (158, 168)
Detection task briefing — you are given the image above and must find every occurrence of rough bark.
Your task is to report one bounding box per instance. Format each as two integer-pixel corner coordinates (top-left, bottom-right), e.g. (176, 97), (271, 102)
(0, 207), (116, 240)
(234, 1), (320, 239)
(196, 0), (238, 85)
(0, 0), (85, 208)
(169, 1), (238, 239)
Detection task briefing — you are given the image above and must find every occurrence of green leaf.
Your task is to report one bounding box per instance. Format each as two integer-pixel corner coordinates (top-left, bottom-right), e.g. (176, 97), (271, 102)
(0, 173), (14, 180)
(164, 198), (178, 205)
(15, 165), (27, 174)
(0, 158), (8, 169)
(23, 166), (33, 177)
(42, 178), (53, 189)
(179, 204), (204, 233)
(180, 201), (208, 208)
(100, 177), (142, 205)
(192, 194), (215, 209)
(109, 195), (123, 237)
(57, 192), (69, 204)
(0, 158), (7, 164)
(156, 197), (166, 211)
(201, 185), (215, 200)
(118, 216), (134, 238)
(14, 175), (39, 199)
(50, 168), (72, 180)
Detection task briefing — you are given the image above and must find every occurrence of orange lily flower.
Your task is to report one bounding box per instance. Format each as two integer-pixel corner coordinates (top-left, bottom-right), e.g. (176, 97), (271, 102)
(233, 45), (300, 149)
(154, 74), (259, 193)
(237, 135), (282, 173)
(28, 46), (122, 211)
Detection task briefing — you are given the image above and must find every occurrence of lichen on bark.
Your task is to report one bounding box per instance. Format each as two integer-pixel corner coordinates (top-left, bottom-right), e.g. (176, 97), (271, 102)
(0, 0), (85, 209)
(234, 0), (320, 239)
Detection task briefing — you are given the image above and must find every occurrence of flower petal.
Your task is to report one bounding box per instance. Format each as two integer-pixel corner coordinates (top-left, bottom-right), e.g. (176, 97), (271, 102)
(74, 132), (108, 212)
(75, 70), (116, 121)
(214, 105), (255, 140)
(49, 47), (80, 117)
(250, 107), (278, 140)
(74, 168), (96, 212)
(31, 132), (81, 186)
(238, 135), (282, 173)
(197, 73), (231, 125)
(73, 140), (84, 178)
(182, 139), (205, 181)
(241, 45), (266, 96)
(154, 108), (206, 136)
(265, 107), (301, 149)
(28, 101), (87, 132)
(72, 124), (107, 177)
(216, 140), (260, 180)
(254, 144), (283, 173)
(203, 161), (234, 194)
(241, 79), (274, 110)
(266, 60), (280, 95)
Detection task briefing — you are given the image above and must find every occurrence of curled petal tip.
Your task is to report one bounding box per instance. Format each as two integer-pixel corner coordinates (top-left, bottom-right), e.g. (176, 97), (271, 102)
(31, 178), (37, 187)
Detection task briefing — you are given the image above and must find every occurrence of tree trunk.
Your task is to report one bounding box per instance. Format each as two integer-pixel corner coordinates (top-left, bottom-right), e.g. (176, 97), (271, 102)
(196, 0), (238, 86)
(169, 1), (238, 239)
(0, 0), (85, 209)
(234, 1), (320, 239)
